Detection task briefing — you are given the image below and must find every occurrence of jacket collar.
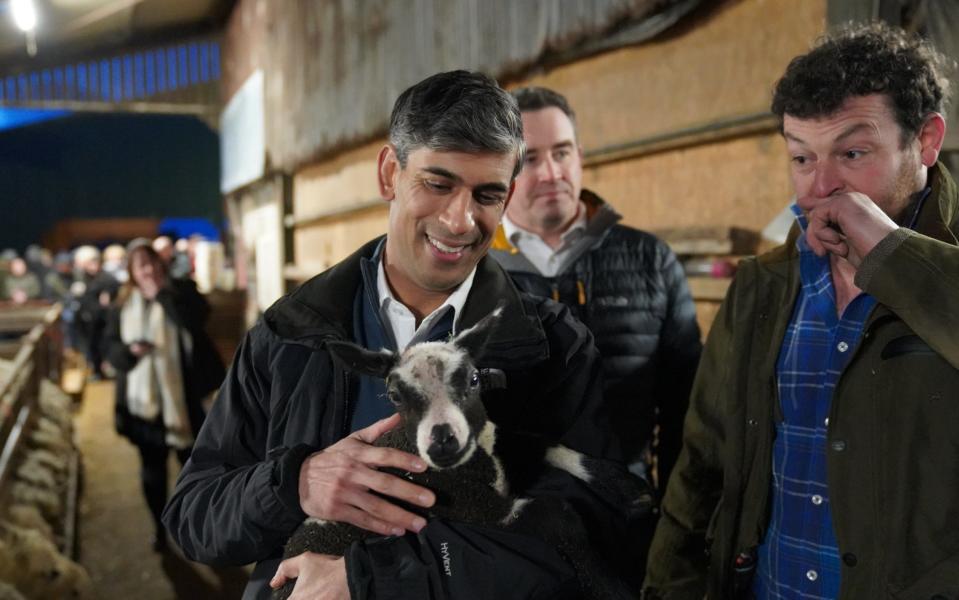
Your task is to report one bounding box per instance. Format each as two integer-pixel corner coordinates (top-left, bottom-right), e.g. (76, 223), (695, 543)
(914, 161), (959, 245)
(263, 235), (548, 362)
(491, 188), (621, 253)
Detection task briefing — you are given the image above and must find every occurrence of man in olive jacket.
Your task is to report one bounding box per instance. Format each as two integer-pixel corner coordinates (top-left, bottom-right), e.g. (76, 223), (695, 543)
(644, 24), (959, 600)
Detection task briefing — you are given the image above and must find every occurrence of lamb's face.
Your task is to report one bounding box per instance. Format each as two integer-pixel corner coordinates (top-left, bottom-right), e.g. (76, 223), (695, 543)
(325, 305), (503, 469)
(388, 342), (487, 469)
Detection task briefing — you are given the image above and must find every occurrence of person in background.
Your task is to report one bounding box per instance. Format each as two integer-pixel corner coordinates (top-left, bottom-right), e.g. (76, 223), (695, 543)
(153, 236), (192, 280)
(72, 245), (118, 380)
(44, 251), (80, 355)
(43, 251), (74, 302)
(489, 86), (702, 589)
(104, 239), (225, 552)
(3, 257), (41, 304)
(24, 245), (53, 294)
(152, 236), (175, 265)
(102, 243), (128, 284)
(173, 238), (194, 280)
(0, 250), (19, 298)
(644, 23), (959, 600)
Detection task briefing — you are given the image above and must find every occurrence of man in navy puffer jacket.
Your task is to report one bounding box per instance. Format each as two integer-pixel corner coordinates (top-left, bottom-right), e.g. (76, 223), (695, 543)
(490, 87), (702, 589)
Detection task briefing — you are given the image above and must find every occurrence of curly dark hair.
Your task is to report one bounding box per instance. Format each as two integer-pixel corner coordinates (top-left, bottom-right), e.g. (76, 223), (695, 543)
(772, 22), (953, 142)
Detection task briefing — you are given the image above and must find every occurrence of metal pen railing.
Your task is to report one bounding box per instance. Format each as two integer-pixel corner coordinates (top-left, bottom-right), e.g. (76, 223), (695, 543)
(0, 304), (79, 557)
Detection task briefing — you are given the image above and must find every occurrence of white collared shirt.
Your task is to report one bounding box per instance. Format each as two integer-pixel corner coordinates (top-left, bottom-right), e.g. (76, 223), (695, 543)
(376, 257), (476, 351)
(502, 201), (588, 276)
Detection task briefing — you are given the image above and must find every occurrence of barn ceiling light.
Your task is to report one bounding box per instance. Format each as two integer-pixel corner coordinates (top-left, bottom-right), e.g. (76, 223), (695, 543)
(11, 0), (38, 32)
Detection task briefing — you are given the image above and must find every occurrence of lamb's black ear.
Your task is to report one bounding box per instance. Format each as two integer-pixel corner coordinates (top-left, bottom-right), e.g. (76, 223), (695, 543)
(325, 340), (397, 379)
(453, 302), (505, 362)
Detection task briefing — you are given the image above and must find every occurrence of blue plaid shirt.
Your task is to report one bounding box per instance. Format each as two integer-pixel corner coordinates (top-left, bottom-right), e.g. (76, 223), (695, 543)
(751, 204), (876, 599)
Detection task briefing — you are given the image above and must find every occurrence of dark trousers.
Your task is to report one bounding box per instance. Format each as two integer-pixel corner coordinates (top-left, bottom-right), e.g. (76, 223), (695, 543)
(136, 443), (191, 534)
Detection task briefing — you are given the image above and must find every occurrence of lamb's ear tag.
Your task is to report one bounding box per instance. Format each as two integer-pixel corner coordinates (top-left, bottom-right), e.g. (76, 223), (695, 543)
(479, 368), (507, 391)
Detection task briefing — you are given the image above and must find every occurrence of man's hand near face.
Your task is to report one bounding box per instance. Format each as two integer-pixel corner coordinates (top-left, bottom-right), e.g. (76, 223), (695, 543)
(802, 191), (900, 268)
(298, 413), (435, 537)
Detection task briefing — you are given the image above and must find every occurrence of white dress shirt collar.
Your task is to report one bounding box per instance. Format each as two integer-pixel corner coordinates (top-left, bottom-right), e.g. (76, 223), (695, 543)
(501, 201), (588, 276)
(375, 256), (476, 350)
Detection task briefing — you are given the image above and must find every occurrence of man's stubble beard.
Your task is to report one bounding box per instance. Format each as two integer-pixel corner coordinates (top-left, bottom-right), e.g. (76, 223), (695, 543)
(887, 148), (926, 224)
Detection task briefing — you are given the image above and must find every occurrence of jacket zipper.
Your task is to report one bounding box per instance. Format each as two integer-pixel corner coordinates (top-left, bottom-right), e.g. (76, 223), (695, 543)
(339, 369), (353, 439)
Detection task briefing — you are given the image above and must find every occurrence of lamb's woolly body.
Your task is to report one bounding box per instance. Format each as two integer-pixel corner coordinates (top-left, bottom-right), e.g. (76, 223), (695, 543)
(9, 482), (61, 523)
(0, 582), (25, 600)
(15, 462), (58, 492)
(281, 426), (511, 560)
(21, 449), (68, 477)
(5, 505), (54, 543)
(0, 524), (93, 599)
(274, 307), (646, 600)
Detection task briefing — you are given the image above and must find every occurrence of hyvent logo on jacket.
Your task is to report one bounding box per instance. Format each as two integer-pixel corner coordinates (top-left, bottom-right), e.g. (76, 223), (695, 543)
(441, 541), (452, 576)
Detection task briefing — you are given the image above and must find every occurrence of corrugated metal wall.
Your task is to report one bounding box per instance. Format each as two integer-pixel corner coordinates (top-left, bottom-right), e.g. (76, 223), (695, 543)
(224, 0), (700, 172)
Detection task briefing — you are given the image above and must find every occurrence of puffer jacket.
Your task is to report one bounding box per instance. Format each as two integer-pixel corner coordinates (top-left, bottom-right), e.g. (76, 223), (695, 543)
(162, 237), (643, 600)
(489, 189), (701, 489)
(644, 162), (959, 600)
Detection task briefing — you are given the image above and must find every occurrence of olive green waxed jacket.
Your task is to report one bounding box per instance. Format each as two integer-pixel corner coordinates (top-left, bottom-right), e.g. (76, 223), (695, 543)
(644, 162), (959, 600)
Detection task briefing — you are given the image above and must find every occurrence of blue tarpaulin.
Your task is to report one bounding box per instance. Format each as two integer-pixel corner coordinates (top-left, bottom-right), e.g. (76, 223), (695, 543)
(157, 217), (221, 241)
(0, 108), (71, 132)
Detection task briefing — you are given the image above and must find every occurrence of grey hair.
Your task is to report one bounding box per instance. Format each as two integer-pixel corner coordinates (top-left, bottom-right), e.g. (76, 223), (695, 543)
(388, 70), (526, 179)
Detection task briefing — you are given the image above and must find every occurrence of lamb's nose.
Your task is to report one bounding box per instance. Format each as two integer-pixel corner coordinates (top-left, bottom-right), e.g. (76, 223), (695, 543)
(430, 424), (457, 449)
(428, 424), (459, 459)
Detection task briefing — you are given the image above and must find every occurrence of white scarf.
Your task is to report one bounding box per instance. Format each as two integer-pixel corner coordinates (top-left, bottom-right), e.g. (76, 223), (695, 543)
(120, 288), (194, 449)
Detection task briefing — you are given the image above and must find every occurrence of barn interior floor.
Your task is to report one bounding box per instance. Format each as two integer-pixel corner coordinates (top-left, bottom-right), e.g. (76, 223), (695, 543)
(74, 379), (250, 599)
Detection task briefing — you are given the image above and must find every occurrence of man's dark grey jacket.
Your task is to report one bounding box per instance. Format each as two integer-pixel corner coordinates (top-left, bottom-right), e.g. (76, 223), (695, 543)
(162, 236), (637, 599)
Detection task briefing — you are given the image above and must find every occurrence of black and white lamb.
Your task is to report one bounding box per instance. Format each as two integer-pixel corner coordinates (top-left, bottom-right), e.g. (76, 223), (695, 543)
(274, 307), (648, 600)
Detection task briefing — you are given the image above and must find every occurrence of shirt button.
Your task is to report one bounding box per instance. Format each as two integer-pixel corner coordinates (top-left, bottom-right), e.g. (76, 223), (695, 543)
(837, 341), (849, 352)
(806, 569), (818, 581)
(831, 440), (847, 452)
(824, 417), (829, 427)
(811, 494), (823, 505)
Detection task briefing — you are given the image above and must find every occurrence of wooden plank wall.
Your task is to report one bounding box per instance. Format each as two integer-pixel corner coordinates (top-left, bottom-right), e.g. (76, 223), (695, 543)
(285, 0), (827, 337)
(522, 0), (826, 232)
(41, 217), (161, 251)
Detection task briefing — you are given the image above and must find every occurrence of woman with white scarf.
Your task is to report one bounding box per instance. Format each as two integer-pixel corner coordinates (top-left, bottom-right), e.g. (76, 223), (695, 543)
(105, 239), (226, 552)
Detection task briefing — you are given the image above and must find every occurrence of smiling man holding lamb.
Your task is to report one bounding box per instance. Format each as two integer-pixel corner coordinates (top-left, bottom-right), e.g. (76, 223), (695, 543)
(162, 70), (645, 600)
